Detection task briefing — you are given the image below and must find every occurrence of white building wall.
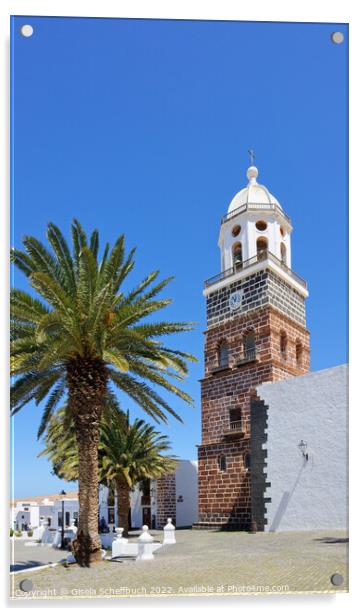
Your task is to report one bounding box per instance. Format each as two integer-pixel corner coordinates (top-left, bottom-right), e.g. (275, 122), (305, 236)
(175, 460), (198, 527)
(12, 501), (37, 530)
(257, 364), (348, 531)
(10, 461), (199, 531)
(29, 505), (40, 528)
(52, 499), (79, 528)
(38, 505), (54, 526)
(98, 484), (110, 523)
(16, 510), (30, 529)
(130, 486), (143, 529)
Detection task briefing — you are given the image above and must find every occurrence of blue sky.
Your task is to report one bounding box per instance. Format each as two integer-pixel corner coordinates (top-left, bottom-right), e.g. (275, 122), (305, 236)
(11, 16), (348, 497)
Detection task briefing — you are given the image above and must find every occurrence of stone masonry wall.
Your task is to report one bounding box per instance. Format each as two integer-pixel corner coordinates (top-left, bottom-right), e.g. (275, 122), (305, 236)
(155, 473), (176, 530)
(198, 302), (310, 529)
(198, 439), (251, 528)
(206, 269), (306, 328)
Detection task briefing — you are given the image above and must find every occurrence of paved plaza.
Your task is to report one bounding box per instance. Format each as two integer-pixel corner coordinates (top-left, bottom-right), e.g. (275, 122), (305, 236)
(10, 529), (348, 600)
(11, 540), (70, 573)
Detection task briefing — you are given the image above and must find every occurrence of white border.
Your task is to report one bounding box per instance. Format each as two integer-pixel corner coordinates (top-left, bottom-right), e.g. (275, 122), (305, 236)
(1, 1), (361, 613)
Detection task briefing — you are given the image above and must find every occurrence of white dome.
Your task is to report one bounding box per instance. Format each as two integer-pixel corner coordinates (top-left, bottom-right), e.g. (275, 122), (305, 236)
(227, 165), (281, 214)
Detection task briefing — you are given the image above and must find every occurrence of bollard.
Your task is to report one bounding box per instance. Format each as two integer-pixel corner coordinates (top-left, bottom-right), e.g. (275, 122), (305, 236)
(112, 527), (128, 558)
(33, 519), (46, 541)
(41, 519), (53, 545)
(163, 518), (176, 545)
(250, 520), (257, 534)
(137, 525), (154, 560)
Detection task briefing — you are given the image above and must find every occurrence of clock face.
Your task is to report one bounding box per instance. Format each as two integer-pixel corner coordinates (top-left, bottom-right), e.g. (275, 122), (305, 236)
(229, 291), (242, 311)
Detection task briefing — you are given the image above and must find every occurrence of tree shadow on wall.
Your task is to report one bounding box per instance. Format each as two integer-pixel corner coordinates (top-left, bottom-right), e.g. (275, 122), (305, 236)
(268, 460), (307, 532)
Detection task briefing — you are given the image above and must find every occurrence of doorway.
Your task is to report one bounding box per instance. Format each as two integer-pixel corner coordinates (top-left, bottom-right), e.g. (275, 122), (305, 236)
(142, 507), (151, 527)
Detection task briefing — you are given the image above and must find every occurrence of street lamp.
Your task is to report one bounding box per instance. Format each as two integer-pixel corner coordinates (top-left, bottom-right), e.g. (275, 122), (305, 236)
(59, 490), (66, 548)
(298, 440), (308, 461)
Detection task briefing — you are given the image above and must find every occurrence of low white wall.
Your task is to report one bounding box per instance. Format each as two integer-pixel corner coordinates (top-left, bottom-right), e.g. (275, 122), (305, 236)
(257, 364), (348, 531)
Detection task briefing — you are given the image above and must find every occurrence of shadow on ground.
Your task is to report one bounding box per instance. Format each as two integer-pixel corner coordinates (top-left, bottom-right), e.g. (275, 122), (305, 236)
(10, 560), (54, 573)
(314, 537), (349, 544)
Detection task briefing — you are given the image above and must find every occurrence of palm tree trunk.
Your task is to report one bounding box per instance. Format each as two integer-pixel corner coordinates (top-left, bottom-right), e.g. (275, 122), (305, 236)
(67, 357), (107, 566)
(115, 477), (130, 535)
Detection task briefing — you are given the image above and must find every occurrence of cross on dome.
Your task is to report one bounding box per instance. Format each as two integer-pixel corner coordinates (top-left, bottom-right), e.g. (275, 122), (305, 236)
(248, 148), (256, 165)
(226, 152), (284, 215)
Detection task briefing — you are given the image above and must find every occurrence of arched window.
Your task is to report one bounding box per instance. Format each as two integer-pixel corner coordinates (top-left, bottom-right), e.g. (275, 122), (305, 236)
(218, 341), (229, 368)
(280, 242), (287, 265)
(244, 452), (251, 470)
(296, 340), (303, 367)
(280, 331), (287, 360)
(244, 331), (256, 360)
(218, 454), (227, 472)
(232, 242), (243, 270)
(257, 237), (268, 261)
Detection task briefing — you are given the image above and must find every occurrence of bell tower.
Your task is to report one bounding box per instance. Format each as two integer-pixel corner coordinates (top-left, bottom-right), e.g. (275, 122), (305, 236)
(196, 159), (310, 530)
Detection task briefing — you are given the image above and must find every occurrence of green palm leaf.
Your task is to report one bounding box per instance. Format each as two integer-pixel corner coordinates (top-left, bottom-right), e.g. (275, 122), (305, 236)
(11, 220), (196, 563)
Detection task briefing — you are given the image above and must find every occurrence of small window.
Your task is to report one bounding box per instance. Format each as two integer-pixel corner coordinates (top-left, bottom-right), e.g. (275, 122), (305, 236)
(232, 225), (241, 237)
(280, 242), (287, 265)
(296, 341), (303, 367)
(256, 220), (267, 231)
(218, 454), (227, 472)
(280, 225), (286, 237)
(280, 331), (287, 359)
(232, 242), (243, 268)
(58, 512), (62, 527)
(257, 237), (268, 261)
(65, 511), (70, 526)
(245, 331), (256, 360)
(218, 342), (229, 368)
(245, 452), (251, 470)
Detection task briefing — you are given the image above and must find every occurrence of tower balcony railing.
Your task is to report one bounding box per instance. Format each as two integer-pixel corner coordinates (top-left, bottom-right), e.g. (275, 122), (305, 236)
(204, 250), (307, 289)
(210, 360), (230, 374)
(236, 348), (256, 365)
(221, 202), (291, 226)
(223, 420), (244, 436)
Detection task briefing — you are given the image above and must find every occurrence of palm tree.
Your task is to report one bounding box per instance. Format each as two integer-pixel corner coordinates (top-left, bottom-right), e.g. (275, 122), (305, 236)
(11, 220), (195, 565)
(41, 406), (178, 533)
(100, 411), (177, 533)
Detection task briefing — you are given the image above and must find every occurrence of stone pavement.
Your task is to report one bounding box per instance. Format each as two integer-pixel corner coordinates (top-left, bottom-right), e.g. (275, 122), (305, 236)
(11, 540), (69, 572)
(10, 529), (348, 600)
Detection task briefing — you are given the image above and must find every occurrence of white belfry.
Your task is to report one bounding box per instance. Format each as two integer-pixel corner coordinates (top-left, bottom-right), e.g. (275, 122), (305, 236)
(219, 162), (292, 272)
